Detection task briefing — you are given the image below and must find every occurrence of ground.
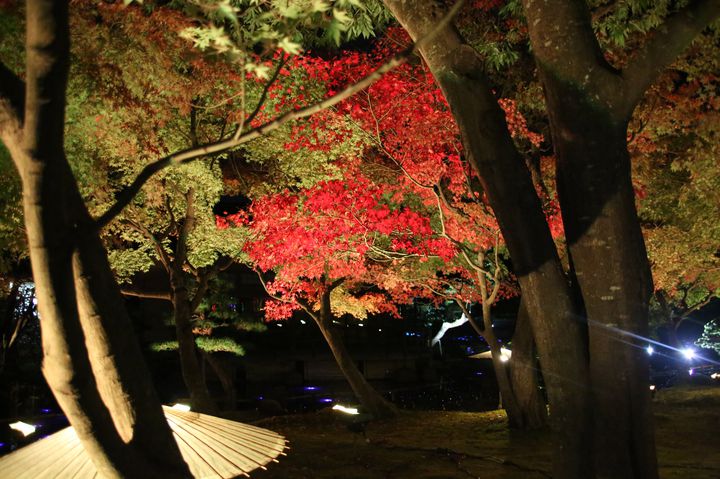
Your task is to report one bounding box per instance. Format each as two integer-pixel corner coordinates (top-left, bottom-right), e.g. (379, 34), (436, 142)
(251, 386), (720, 479)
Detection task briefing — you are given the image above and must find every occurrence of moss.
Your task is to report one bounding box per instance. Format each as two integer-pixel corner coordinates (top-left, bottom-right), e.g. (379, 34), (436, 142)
(252, 386), (720, 478)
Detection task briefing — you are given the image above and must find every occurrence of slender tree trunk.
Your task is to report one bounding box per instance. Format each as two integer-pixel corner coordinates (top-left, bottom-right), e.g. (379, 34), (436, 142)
(480, 303), (524, 427)
(382, 3), (591, 476)
(169, 267), (218, 414)
(205, 352), (237, 411)
(313, 290), (397, 419)
(509, 299), (547, 430)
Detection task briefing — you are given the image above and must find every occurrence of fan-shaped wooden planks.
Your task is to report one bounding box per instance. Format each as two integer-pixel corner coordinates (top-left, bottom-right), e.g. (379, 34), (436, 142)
(0, 406), (288, 478)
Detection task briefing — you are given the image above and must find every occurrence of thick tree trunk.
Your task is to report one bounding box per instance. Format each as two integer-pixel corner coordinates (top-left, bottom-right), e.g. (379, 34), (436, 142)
(542, 87), (657, 477)
(382, 3), (591, 476)
(170, 267), (218, 414)
(313, 290), (397, 419)
(0, 1), (191, 475)
(509, 299), (548, 430)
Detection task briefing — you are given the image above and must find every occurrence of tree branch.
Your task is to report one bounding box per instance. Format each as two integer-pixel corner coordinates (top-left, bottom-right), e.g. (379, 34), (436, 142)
(620, 0), (720, 119)
(120, 287), (172, 302)
(93, 0), (465, 230)
(236, 53), (288, 139)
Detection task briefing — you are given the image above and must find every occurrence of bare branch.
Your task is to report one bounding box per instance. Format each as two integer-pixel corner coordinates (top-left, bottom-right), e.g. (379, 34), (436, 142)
(94, 0), (466, 230)
(236, 54), (288, 139)
(120, 288), (172, 302)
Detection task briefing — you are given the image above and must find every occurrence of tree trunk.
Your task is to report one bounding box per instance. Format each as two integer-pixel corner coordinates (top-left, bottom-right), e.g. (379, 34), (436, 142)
(205, 352), (237, 411)
(169, 267), (218, 414)
(313, 290), (397, 419)
(542, 88), (657, 477)
(382, 3), (591, 476)
(0, 1), (191, 475)
(480, 303), (524, 428)
(509, 298), (548, 430)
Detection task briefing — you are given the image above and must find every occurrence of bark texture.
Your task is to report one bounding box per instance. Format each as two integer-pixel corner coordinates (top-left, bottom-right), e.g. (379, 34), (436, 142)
(383, 2), (591, 476)
(312, 287), (397, 419)
(0, 1), (190, 476)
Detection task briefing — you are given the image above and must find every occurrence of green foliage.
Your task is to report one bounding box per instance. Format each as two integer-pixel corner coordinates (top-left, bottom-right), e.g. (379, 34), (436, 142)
(696, 319), (720, 355)
(196, 276), (267, 332)
(0, 146), (25, 274)
(150, 337), (246, 355)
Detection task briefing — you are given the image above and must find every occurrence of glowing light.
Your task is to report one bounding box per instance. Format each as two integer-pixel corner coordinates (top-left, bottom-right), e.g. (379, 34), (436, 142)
(711, 373), (719, 380)
(688, 369), (694, 376)
(277, 323), (283, 327)
(646, 345), (654, 355)
(318, 398), (333, 403)
(171, 403), (191, 412)
(300, 319), (306, 325)
(649, 385), (656, 391)
(303, 386), (319, 391)
(499, 347), (512, 362)
(332, 404), (359, 415)
(10, 421), (36, 437)
(358, 323), (364, 327)
(378, 328), (382, 332)
(681, 348), (695, 360)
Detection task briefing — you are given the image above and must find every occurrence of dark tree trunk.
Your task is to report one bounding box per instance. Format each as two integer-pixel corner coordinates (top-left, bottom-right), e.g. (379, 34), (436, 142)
(543, 93), (657, 478)
(313, 289), (397, 419)
(169, 267), (218, 414)
(382, 3), (591, 476)
(478, 302), (523, 427)
(204, 352), (237, 411)
(509, 299), (548, 430)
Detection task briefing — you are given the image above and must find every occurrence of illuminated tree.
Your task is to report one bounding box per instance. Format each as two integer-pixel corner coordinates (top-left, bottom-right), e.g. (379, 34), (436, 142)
(383, 1), (720, 477)
(0, 0), (439, 473)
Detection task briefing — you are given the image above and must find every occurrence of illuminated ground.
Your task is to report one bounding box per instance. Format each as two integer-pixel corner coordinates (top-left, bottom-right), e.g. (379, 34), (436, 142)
(252, 386), (720, 479)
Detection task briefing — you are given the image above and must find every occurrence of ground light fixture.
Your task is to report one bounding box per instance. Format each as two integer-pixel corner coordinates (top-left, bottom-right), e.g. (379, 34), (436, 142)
(170, 403), (191, 412)
(332, 404), (360, 415)
(9, 421), (36, 437)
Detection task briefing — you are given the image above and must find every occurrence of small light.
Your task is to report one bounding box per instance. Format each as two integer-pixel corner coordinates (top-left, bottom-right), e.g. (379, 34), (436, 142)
(41, 408), (52, 413)
(500, 355), (510, 362)
(303, 386), (319, 391)
(688, 369), (694, 376)
(649, 385), (656, 391)
(358, 323), (364, 327)
(332, 404), (359, 415)
(277, 323), (283, 327)
(170, 403), (191, 412)
(711, 373), (719, 380)
(378, 328), (382, 332)
(10, 421), (36, 437)
(682, 348), (695, 360)
(646, 345), (654, 355)
(300, 319), (306, 325)
(318, 398), (333, 403)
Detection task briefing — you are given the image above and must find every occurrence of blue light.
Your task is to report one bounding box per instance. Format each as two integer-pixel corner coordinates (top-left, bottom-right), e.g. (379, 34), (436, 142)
(303, 386), (319, 391)
(41, 408), (51, 413)
(257, 395), (264, 400)
(318, 398), (333, 403)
